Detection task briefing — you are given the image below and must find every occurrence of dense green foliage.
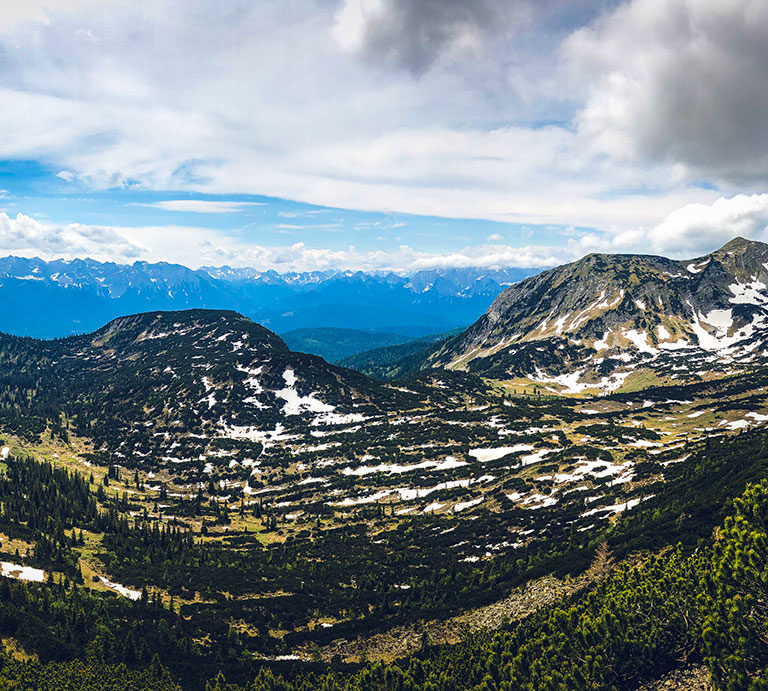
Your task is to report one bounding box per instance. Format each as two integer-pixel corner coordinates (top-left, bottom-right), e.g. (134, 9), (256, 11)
(338, 334), (450, 380)
(0, 656), (181, 690)
(280, 328), (407, 363)
(196, 479), (768, 690)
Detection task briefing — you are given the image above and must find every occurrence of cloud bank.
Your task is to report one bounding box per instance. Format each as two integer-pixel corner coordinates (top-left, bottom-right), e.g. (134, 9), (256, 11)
(568, 0), (768, 183)
(0, 212), (144, 263)
(7, 195), (768, 272)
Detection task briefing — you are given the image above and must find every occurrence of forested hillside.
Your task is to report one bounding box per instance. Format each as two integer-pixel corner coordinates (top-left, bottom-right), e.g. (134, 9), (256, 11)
(0, 308), (767, 688)
(0, 445), (767, 689)
(281, 328), (408, 363)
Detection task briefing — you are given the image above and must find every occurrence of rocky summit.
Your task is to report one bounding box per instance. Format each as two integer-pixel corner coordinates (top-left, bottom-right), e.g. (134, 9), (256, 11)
(429, 237), (768, 393)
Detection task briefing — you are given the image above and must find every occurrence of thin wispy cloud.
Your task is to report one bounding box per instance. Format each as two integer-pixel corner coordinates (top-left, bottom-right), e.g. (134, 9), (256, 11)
(138, 200), (267, 214)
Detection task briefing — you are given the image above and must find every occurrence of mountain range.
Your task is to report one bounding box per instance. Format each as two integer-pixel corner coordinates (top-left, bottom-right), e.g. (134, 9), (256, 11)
(0, 256), (539, 340)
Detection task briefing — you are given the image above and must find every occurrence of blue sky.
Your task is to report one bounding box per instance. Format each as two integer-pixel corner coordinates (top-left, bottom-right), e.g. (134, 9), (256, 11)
(1, 0), (768, 271)
(0, 159), (573, 259)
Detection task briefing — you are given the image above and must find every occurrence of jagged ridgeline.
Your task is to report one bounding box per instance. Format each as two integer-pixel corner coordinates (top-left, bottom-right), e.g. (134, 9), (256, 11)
(0, 257), (538, 339)
(429, 237), (768, 392)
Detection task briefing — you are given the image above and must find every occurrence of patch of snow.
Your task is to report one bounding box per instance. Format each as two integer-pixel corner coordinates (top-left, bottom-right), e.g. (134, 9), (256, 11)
(523, 493), (558, 509)
(729, 280), (768, 305)
(720, 419), (750, 430)
(332, 490), (394, 506)
(276, 369), (334, 416)
(343, 456), (466, 476)
(623, 329), (658, 354)
(519, 448), (556, 466)
(593, 331), (610, 350)
(453, 497), (484, 512)
(298, 477), (327, 486)
(312, 412), (368, 426)
(687, 260), (709, 274)
(1, 562), (44, 582)
(468, 444), (533, 463)
(627, 439), (662, 448)
(99, 576), (141, 600)
(658, 337), (690, 350)
(222, 422), (296, 447)
(553, 458), (632, 483)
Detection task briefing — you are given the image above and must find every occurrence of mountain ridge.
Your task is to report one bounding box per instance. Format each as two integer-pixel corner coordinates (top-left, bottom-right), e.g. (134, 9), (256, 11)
(0, 255), (540, 339)
(428, 237), (768, 393)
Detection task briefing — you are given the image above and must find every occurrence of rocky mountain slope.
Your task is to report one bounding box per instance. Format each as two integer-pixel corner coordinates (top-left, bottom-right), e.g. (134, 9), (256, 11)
(429, 237), (768, 393)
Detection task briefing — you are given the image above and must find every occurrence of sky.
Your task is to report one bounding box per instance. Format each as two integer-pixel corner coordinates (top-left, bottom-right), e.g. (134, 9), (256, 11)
(1, 0), (768, 272)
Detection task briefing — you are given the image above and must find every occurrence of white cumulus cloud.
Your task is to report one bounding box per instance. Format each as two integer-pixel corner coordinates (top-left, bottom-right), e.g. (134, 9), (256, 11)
(0, 212), (144, 262)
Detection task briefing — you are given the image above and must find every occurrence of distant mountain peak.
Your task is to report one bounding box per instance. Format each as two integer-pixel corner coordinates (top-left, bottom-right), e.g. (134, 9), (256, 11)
(0, 255), (544, 339)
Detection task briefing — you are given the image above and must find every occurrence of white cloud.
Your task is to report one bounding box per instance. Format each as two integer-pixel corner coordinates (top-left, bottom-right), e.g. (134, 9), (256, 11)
(55, 170), (76, 181)
(117, 224), (571, 270)
(0, 212), (144, 262)
(560, 194), (768, 260)
(6, 195), (768, 272)
(0, 210), (569, 270)
(0, 0), (727, 236)
(566, 0), (768, 183)
(138, 200), (267, 214)
(623, 194), (768, 258)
